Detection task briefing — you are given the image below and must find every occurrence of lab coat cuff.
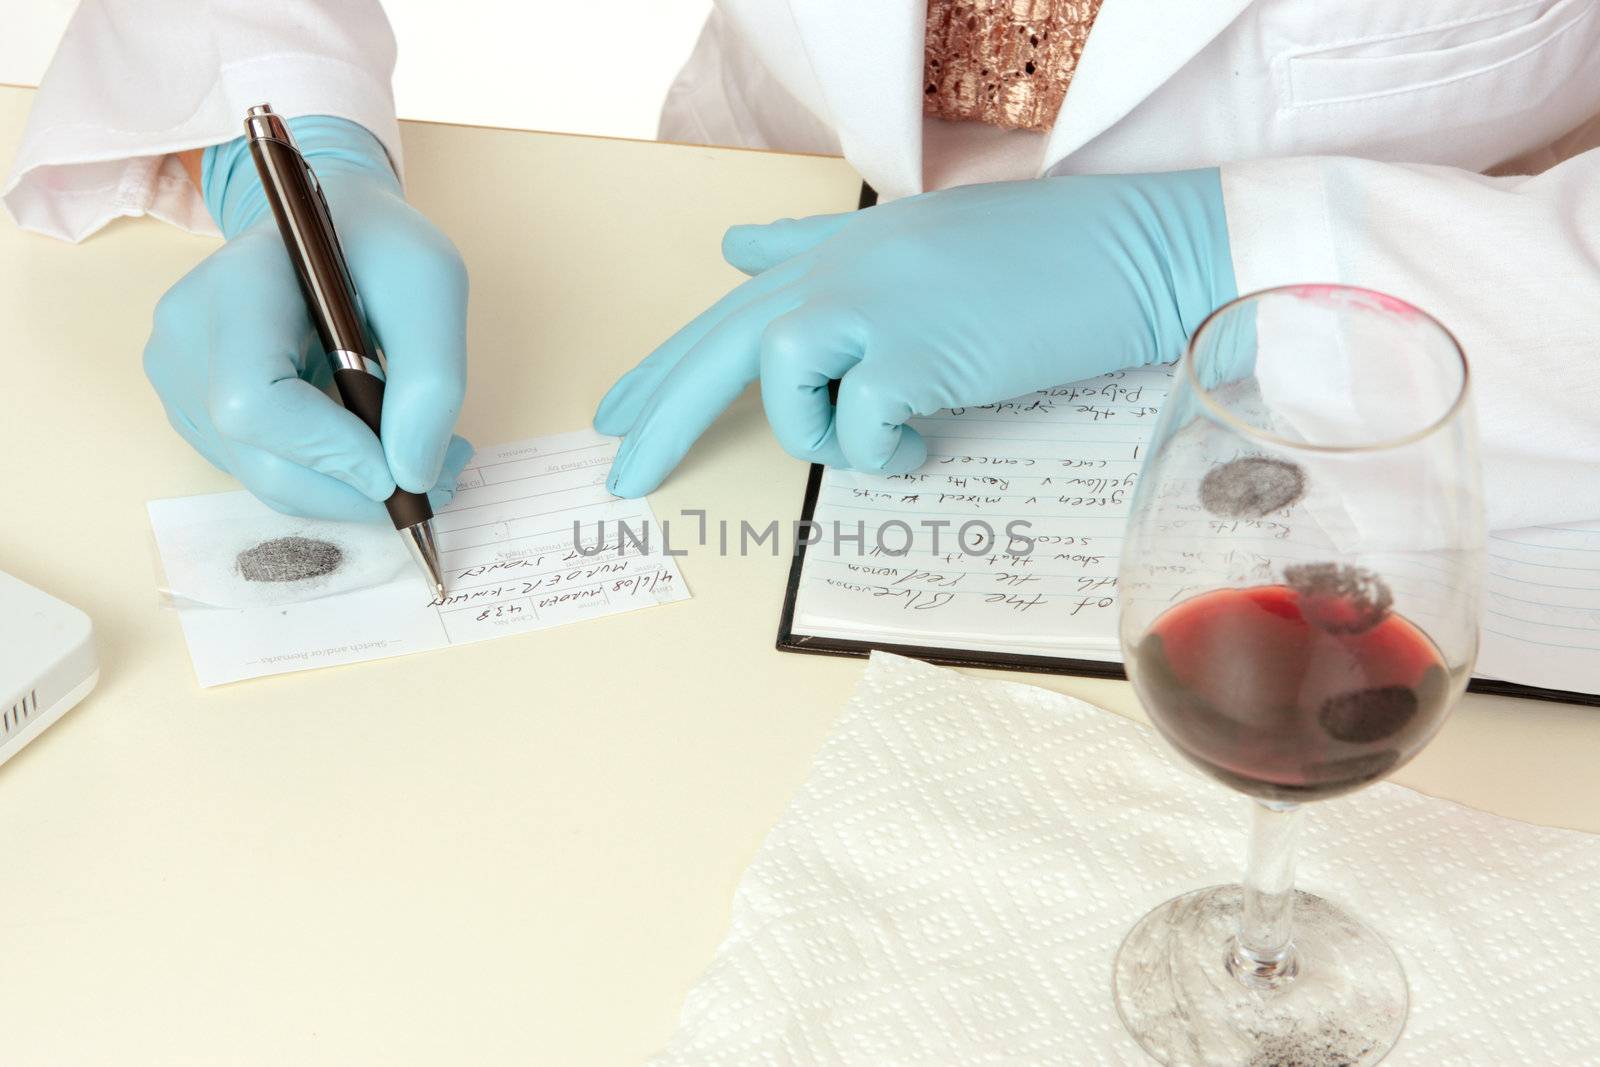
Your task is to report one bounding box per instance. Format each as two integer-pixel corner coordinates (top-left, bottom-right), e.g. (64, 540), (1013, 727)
(1218, 157), (1341, 296)
(2, 54), (402, 244)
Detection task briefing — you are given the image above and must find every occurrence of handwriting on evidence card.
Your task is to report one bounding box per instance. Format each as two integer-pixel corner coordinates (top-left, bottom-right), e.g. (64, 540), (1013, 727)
(147, 428), (690, 686)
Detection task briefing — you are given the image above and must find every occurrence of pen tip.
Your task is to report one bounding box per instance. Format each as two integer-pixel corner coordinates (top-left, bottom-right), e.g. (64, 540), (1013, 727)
(399, 521), (447, 601)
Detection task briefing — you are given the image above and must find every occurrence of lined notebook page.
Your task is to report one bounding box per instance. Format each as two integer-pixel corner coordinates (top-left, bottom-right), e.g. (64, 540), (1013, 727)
(791, 365), (1600, 697)
(1477, 524), (1600, 694)
(794, 366), (1168, 660)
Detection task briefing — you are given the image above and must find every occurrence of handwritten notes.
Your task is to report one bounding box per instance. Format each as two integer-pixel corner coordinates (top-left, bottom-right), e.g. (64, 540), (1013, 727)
(794, 366), (1171, 661)
(791, 366), (1600, 696)
(149, 429), (688, 686)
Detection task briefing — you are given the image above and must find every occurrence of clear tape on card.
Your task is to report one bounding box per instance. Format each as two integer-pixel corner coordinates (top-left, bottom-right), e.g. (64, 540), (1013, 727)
(148, 496), (419, 610)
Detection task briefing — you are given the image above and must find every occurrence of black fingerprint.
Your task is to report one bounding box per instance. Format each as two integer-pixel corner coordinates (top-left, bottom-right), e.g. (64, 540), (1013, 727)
(1318, 685), (1418, 744)
(236, 537), (344, 583)
(1199, 456), (1306, 518)
(1303, 748), (1400, 788)
(1284, 562), (1393, 635)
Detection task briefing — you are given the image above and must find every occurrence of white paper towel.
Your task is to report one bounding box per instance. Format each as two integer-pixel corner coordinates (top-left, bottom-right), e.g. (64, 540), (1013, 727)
(653, 653), (1600, 1065)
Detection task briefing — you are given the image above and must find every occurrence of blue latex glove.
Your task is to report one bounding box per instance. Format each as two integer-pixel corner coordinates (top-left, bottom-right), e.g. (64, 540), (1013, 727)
(143, 116), (472, 521)
(595, 170), (1236, 497)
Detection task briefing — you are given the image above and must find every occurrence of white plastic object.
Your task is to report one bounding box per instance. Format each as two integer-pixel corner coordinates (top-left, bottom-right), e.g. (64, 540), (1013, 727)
(0, 570), (97, 769)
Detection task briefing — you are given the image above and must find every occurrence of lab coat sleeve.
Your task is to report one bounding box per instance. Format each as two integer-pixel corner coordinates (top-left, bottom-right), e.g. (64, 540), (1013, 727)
(1220, 149), (1600, 531)
(2, 0), (401, 242)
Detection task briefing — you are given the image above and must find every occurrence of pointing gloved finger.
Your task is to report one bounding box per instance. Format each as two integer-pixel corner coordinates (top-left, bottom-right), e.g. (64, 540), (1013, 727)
(348, 202), (471, 494)
(757, 305), (859, 467)
(606, 290), (798, 498)
(722, 212), (854, 276)
(594, 263), (800, 437)
(835, 361), (927, 475)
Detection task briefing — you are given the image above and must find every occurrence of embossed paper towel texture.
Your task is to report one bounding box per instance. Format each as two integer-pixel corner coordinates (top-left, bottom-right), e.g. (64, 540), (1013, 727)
(653, 653), (1600, 1065)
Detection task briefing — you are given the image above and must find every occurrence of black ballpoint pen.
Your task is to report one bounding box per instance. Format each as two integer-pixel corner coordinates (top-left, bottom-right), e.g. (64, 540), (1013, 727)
(243, 103), (446, 599)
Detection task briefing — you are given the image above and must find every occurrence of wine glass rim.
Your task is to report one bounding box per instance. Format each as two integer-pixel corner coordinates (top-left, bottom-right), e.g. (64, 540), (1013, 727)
(1182, 284), (1472, 454)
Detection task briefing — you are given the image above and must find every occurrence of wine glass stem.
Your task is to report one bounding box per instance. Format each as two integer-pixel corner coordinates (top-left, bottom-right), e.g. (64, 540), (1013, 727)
(1230, 799), (1304, 989)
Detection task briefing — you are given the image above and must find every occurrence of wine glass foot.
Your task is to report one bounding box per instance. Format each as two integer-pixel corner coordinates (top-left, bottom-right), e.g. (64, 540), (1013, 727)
(1113, 885), (1407, 1066)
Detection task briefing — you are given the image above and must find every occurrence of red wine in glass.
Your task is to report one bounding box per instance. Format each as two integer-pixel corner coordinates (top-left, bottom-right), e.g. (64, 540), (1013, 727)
(1133, 577), (1455, 802)
(1112, 286), (1480, 1064)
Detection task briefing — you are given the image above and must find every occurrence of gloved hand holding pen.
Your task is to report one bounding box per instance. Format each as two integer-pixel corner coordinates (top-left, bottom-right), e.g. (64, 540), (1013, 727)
(143, 115), (473, 522)
(596, 169), (1236, 497)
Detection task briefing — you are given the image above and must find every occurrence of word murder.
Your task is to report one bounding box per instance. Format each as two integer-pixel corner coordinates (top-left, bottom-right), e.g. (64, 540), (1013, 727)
(572, 515), (1039, 558)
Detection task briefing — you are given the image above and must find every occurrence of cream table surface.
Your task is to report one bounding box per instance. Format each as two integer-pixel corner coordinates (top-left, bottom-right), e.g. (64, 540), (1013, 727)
(1, 84), (1595, 1067)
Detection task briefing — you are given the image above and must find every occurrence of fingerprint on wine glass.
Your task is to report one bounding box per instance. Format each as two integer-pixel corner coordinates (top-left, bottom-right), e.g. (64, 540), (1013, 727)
(1318, 685), (1417, 743)
(1197, 456), (1305, 518)
(1283, 562), (1393, 635)
(1303, 748), (1399, 787)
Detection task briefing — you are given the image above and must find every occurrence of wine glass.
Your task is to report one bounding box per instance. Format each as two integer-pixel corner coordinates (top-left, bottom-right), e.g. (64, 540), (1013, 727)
(1113, 285), (1483, 1065)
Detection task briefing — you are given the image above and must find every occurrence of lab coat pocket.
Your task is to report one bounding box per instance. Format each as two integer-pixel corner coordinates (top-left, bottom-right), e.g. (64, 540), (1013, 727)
(1284, 0), (1598, 110)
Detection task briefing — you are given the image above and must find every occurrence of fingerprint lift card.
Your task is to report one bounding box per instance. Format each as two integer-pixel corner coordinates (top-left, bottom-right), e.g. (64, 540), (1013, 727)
(147, 428), (689, 686)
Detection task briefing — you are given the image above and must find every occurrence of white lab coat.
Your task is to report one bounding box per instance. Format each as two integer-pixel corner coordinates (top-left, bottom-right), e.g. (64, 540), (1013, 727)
(6, 0), (1600, 531)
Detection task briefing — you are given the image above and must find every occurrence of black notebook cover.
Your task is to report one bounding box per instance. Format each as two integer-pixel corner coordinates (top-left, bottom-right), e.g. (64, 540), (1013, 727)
(774, 185), (1597, 708)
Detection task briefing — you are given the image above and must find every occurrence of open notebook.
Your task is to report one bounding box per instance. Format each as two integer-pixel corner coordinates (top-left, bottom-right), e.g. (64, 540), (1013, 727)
(778, 362), (1600, 706)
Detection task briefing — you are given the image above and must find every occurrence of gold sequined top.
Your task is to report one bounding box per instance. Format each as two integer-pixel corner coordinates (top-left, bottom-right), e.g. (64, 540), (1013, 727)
(924, 0), (1106, 133)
